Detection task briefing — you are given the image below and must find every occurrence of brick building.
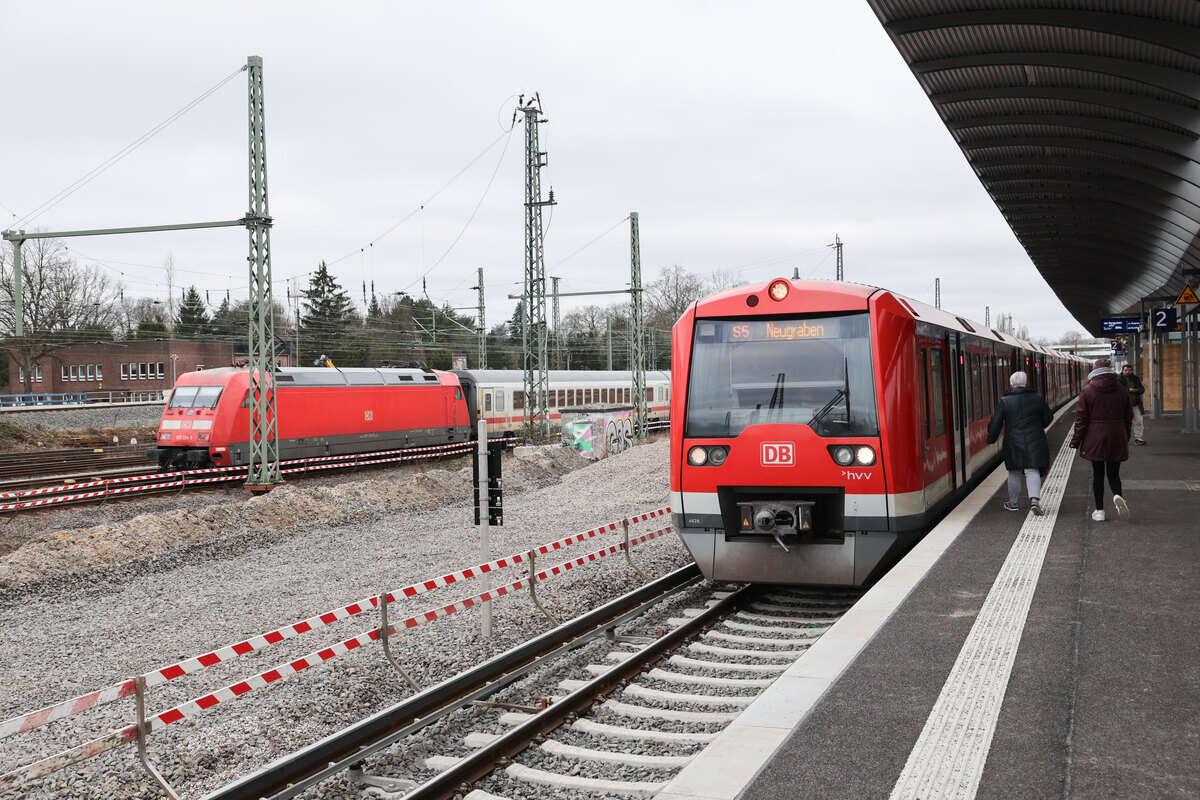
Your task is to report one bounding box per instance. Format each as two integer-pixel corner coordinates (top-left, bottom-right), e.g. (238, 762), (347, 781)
(8, 339), (291, 396)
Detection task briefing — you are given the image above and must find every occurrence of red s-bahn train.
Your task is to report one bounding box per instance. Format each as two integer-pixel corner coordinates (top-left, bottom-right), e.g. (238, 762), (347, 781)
(670, 278), (1088, 587)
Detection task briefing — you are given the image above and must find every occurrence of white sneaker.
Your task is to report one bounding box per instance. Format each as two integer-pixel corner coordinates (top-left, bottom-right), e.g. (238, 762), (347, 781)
(1091, 510), (1106, 522)
(1113, 495), (1130, 521)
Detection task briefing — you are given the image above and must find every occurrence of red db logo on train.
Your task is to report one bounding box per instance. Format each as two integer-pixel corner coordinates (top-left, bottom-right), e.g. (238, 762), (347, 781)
(761, 442), (794, 467)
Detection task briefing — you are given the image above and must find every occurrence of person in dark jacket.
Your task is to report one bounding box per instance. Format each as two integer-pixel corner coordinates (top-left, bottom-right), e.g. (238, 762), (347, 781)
(1118, 364), (1146, 445)
(1071, 358), (1134, 522)
(987, 370), (1053, 514)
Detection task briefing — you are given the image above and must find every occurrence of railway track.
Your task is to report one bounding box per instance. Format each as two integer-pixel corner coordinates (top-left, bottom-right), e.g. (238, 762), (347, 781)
(0, 440), (492, 513)
(202, 566), (859, 800)
(0, 446), (148, 486)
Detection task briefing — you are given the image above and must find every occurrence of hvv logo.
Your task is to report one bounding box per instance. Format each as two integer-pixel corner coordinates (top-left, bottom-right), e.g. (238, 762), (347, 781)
(761, 442), (794, 466)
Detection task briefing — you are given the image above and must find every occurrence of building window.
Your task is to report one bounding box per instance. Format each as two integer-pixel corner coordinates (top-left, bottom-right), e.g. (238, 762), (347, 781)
(18, 367), (25, 384)
(35, 365), (43, 383)
(87, 364), (95, 380)
(95, 365), (102, 380)
(70, 365), (78, 381)
(157, 362), (165, 379)
(121, 363), (128, 380)
(61, 365), (68, 381)
(195, 364), (204, 372)
(139, 363), (148, 380)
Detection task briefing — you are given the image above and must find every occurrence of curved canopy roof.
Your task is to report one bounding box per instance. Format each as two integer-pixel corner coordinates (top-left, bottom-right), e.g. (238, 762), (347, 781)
(868, 1), (1200, 333)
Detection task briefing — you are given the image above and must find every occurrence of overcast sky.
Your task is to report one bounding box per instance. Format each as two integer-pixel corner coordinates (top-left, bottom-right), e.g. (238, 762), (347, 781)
(0, 1), (1086, 341)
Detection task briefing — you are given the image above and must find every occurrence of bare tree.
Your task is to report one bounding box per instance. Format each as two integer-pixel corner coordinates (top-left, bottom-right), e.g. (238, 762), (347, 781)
(1060, 330), (1084, 352)
(1, 238), (123, 392)
(647, 264), (707, 327)
(707, 269), (741, 293)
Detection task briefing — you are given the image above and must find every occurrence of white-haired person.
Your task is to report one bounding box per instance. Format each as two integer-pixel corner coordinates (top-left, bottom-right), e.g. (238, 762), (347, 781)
(987, 370), (1053, 514)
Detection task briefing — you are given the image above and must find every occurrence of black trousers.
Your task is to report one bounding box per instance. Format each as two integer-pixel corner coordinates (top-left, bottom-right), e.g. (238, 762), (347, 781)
(1091, 459), (1123, 508)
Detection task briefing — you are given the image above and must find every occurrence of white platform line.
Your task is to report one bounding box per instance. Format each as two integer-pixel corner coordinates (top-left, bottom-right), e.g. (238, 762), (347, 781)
(888, 432), (1075, 800)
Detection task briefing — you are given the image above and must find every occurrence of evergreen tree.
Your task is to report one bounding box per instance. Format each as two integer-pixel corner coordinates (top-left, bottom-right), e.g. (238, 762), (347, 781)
(175, 286), (210, 339)
(133, 318), (168, 340)
(209, 296), (238, 339)
(299, 261), (357, 366)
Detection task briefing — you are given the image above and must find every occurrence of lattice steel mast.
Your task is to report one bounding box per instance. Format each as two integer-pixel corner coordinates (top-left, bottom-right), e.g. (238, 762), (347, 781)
(630, 211), (647, 438)
(245, 55), (281, 489)
(473, 267), (487, 369)
(519, 95), (555, 439)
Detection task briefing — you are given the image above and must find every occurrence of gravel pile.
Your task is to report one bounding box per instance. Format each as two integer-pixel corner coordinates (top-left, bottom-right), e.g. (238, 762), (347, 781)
(0, 445), (589, 591)
(0, 404), (165, 434)
(0, 438), (688, 799)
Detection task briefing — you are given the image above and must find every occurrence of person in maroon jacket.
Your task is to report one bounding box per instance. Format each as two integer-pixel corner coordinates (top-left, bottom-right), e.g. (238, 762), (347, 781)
(1070, 358), (1134, 521)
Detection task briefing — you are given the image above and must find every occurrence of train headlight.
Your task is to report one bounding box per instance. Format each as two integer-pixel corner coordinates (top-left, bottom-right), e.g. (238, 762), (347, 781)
(768, 279), (790, 301)
(688, 446), (708, 466)
(855, 446), (876, 466)
(708, 446), (728, 466)
(159, 432), (171, 441)
(831, 446), (853, 466)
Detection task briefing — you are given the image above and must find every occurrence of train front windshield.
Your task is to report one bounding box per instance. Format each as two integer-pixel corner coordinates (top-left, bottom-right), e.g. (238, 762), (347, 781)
(685, 313), (878, 438)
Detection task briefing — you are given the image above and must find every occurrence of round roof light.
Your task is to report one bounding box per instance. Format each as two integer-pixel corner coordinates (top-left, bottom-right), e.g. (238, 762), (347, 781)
(768, 280), (790, 301)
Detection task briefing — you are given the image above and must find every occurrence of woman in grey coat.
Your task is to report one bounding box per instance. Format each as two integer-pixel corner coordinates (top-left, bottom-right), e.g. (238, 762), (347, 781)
(987, 371), (1053, 514)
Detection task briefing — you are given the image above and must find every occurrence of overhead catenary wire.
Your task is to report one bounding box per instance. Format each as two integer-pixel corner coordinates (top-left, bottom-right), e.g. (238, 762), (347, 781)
(9, 65), (247, 230)
(325, 123), (517, 270)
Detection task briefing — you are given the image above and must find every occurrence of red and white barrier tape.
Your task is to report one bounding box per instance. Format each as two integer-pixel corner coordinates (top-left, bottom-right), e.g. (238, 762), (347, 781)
(0, 506), (670, 741)
(0, 440), (487, 512)
(0, 524), (672, 792)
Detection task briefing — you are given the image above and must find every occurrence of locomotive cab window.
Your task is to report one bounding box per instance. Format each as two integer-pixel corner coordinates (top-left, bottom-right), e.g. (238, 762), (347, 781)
(684, 313), (878, 438)
(169, 385), (223, 409)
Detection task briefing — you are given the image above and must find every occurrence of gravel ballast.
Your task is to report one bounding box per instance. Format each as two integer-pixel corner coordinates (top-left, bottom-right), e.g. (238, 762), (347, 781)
(0, 438), (689, 799)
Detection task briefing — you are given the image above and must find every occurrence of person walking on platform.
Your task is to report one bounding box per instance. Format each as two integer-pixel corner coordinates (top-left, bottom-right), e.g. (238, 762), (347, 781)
(1119, 363), (1147, 445)
(987, 370), (1053, 515)
(1071, 358), (1133, 522)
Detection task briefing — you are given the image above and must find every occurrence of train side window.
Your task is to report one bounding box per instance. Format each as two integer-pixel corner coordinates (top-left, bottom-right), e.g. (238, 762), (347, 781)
(647, 387), (654, 402)
(513, 391), (524, 410)
(920, 349), (930, 439)
(495, 391), (506, 412)
(484, 393), (492, 412)
(973, 354), (983, 420)
(929, 349), (946, 437)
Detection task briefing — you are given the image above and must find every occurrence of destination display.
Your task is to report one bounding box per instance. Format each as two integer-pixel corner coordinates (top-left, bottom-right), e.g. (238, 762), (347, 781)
(1100, 317), (1142, 333)
(696, 317), (852, 343)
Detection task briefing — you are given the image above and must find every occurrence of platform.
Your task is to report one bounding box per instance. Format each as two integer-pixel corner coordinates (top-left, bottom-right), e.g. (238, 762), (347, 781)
(657, 412), (1200, 800)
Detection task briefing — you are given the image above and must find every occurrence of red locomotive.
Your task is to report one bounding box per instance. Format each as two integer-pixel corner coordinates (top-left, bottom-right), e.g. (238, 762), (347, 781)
(670, 278), (1087, 586)
(147, 366), (471, 470)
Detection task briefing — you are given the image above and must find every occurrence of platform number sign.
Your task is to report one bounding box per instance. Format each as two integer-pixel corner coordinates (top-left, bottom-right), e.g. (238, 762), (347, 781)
(761, 442), (794, 467)
(1152, 307), (1178, 331)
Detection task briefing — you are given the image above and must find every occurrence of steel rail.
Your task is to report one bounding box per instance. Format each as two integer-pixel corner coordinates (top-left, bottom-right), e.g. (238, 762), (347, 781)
(398, 581), (754, 800)
(201, 563), (703, 800)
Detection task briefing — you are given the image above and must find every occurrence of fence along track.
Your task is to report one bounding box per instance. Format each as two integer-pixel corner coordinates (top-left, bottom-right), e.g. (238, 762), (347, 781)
(0, 506), (675, 796)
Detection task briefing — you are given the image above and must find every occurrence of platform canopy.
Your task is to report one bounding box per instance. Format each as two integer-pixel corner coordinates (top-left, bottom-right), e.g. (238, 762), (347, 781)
(869, 1), (1200, 334)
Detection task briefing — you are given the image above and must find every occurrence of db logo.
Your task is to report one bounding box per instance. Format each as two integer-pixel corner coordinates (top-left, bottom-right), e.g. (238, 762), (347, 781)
(761, 442), (794, 466)
(363, 410), (374, 422)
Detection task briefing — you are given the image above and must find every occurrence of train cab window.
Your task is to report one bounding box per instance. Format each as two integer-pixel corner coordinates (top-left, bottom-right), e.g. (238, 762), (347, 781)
(495, 391), (506, 412)
(685, 313), (879, 438)
(929, 349), (946, 437)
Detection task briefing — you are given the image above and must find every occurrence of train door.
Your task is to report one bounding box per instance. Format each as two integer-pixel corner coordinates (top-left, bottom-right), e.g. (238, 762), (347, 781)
(948, 333), (967, 488)
(926, 339), (954, 494)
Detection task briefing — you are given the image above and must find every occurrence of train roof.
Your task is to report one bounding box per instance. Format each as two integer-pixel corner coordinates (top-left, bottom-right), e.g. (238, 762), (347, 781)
(174, 366), (452, 387)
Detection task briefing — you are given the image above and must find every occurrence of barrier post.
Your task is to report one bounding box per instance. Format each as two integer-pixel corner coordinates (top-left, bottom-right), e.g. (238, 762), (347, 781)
(377, 592), (421, 691)
(526, 548), (558, 625)
(622, 519), (648, 580)
(477, 420), (492, 639)
(135, 676), (181, 800)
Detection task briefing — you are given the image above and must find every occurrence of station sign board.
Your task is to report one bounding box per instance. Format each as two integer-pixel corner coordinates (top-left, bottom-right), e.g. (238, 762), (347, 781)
(1100, 317), (1142, 333)
(1151, 307), (1179, 331)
